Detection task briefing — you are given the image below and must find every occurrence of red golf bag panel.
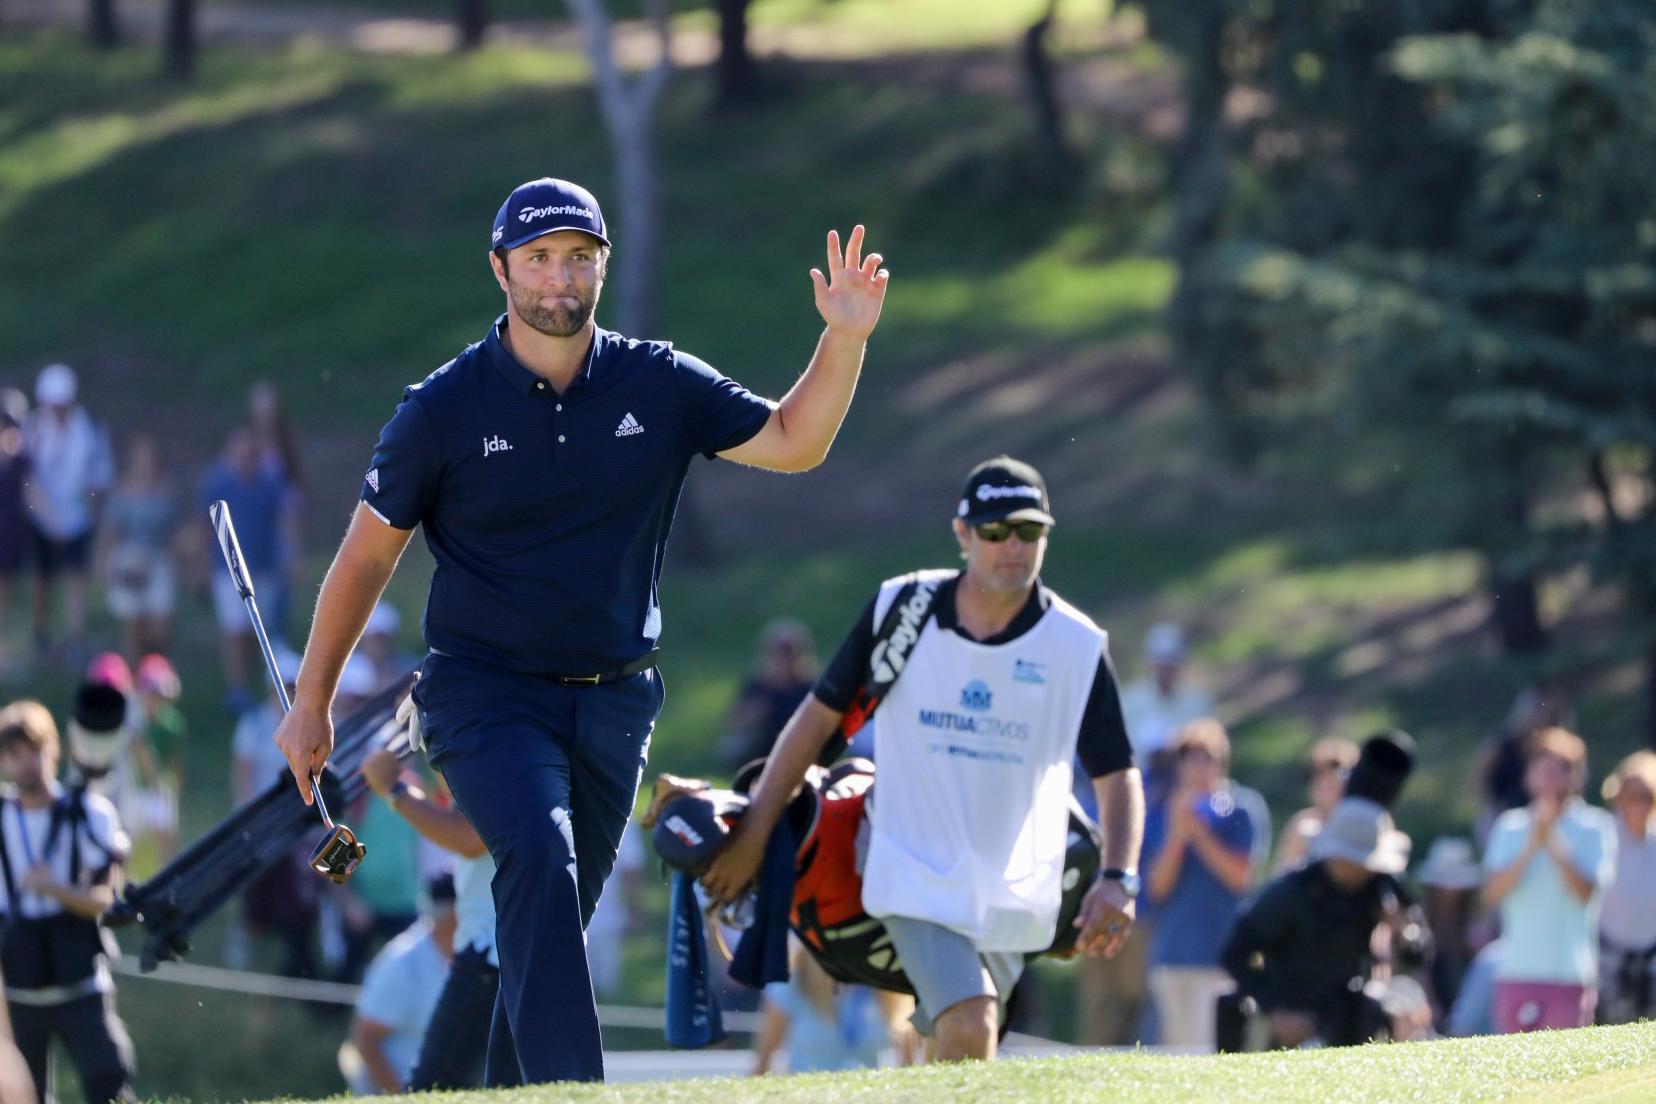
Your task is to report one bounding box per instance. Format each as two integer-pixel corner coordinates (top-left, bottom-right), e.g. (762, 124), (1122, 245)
(787, 762), (912, 993)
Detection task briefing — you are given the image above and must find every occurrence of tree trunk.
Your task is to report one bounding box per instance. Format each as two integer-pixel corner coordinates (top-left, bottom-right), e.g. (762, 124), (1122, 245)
(88, 0), (119, 48)
(162, 0), (195, 81)
(1020, 0), (1072, 168)
(1156, 7), (1249, 461)
(457, 0), (488, 51)
(564, 0), (671, 334)
(1487, 564), (1548, 655)
(715, 0), (759, 105)
(611, 129), (657, 335)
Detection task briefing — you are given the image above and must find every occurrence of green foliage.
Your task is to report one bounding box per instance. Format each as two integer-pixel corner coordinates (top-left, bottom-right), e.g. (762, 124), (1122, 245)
(1147, 0), (1656, 709)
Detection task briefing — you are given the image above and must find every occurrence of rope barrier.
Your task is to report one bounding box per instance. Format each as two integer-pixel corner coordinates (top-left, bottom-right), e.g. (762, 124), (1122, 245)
(107, 957), (761, 1031)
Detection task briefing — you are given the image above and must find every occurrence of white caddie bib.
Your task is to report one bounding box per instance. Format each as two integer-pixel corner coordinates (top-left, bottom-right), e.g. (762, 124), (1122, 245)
(859, 571), (1106, 951)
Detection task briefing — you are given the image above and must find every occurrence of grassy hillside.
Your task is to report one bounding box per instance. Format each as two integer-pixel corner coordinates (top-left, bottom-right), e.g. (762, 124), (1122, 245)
(253, 1023), (1656, 1103)
(1, 19), (1650, 1103)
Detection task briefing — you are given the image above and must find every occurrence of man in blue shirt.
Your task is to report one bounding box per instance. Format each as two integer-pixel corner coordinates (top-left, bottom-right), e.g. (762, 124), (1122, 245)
(199, 425), (293, 712)
(272, 177), (889, 1085)
(1141, 719), (1255, 1050)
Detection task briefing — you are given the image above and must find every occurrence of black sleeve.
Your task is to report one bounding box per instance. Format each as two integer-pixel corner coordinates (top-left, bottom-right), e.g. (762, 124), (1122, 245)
(811, 593), (880, 712)
(1221, 875), (1299, 1008)
(1077, 647), (1134, 778)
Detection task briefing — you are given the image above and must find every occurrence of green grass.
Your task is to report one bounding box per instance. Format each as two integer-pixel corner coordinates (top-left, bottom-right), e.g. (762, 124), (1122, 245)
(223, 0), (1124, 55)
(243, 1022), (1656, 1103)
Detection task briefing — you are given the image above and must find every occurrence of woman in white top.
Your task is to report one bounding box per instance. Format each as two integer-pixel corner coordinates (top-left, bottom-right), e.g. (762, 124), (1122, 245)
(1598, 751), (1656, 1024)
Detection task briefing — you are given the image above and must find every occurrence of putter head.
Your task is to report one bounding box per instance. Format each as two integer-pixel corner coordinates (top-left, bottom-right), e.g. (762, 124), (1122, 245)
(308, 824), (367, 884)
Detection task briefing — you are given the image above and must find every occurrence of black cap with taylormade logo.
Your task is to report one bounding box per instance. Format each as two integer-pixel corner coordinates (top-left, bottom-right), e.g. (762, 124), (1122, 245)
(957, 455), (1055, 526)
(491, 177), (610, 252)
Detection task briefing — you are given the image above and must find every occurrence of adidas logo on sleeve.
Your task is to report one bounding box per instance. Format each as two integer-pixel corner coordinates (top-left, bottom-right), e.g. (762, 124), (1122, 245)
(615, 413), (645, 437)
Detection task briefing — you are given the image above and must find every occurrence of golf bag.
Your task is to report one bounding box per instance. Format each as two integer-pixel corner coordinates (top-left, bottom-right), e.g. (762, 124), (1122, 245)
(650, 758), (1103, 995)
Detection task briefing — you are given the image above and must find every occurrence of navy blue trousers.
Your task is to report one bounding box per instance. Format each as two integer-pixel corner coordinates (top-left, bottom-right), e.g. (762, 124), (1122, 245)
(416, 652), (663, 1085)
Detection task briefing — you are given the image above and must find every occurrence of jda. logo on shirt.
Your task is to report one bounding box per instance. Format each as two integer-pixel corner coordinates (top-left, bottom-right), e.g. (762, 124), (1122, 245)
(1013, 659), (1046, 685)
(483, 435), (512, 457)
(959, 680), (993, 712)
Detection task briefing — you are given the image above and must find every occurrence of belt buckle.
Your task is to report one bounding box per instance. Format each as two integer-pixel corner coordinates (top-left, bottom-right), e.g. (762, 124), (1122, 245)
(566, 673), (602, 686)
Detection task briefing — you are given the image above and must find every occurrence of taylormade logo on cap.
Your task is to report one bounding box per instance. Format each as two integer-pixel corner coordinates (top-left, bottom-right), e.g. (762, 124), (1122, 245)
(519, 204), (596, 223)
(976, 484), (1042, 502)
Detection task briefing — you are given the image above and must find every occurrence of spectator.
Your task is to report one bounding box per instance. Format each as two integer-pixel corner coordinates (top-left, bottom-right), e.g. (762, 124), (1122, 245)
(720, 619), (819, 771)
(1272, 737), (1360, 875)
(197, 425), (291, 714)
(230, 646), (298, 805)
(0, 389), (28, 674)
(22, 364), (113, 666)
(0, 699), (135, 1104)
(99, 434), (181, 659)
(1417, 837), (1483, 1017)
(1482, 727), (1615, 1033)
(248, 379), (304, 491)
(130, 654), (188, 871)
(342, 874), (457, 1095)
(585, 821), (644, 999)
(1142, 719), (1255, 1050)
(0, 969), (36, 1104)
(334, 652), (380, 720)
(358, 748), (500, 1091)
(226, 647), (319, 977)
(359, 602), (416, 694)
(1119, 623), (1216, 795)
(326, 658), (424, 980)
(1076, 622), (1213, 1046)
(247, 382), (305, 632)
(752, 941), (893, 1075)
(1478, 684), (1572, 842)
(1597, 750), (1656, 1025)
(79, 653), (141, 847)
(1447, 938), (1504, 1037)
(1220, 797), (1424, 1050)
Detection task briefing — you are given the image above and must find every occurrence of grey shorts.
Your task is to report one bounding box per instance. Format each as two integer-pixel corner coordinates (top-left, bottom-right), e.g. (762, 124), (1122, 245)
(882, 914), (1026, 1037)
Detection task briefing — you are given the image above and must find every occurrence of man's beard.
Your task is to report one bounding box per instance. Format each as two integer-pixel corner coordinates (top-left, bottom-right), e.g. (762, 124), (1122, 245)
(510, 278), (599, 338)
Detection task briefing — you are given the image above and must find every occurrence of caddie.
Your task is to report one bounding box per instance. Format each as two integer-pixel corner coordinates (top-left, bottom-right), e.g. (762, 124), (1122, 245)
(271, 177), (889, 1085)
(704, 455), (1144, 1060)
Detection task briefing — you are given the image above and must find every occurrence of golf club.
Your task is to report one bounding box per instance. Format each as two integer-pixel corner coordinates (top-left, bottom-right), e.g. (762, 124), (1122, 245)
(209, 499), (366, 884)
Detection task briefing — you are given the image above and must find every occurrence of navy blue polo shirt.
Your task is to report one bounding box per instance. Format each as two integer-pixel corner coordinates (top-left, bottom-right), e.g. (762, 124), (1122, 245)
(362, 316), (773, 674)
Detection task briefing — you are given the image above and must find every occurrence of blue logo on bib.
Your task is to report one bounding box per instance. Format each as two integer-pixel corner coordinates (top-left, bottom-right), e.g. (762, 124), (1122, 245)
(960, 680), (993, 712)
(1013, 659), (1046, 685)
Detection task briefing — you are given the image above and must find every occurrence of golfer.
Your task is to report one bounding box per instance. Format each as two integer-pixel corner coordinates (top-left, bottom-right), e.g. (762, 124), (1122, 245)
(272, 177), (888, 1084)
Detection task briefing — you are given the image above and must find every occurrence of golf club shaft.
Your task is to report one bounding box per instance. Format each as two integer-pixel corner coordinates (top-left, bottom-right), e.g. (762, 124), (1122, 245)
(239, 592), (333, 827)
(210, 499), (334, 829)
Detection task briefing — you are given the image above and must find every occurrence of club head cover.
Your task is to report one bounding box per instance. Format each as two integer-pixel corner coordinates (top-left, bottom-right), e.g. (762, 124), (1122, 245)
(652, 790), (748, 874)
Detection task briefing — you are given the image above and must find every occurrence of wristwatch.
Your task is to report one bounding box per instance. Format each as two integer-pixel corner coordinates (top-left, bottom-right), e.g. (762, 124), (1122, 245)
(1101, 867), (1141, 899)
(386, 779), (410, 805)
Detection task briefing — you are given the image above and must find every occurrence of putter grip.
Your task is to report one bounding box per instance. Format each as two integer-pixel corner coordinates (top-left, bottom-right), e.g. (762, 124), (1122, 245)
(210, 499), (256, 600)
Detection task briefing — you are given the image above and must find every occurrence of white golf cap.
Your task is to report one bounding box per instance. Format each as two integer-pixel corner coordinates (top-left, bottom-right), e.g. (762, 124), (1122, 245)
(36, 363), (76, 406)
(1145, 622), (1187, 663)
(337, 652), (379, 698)
(1310, 796), (1411, 874)
(365, 601), (402, 637)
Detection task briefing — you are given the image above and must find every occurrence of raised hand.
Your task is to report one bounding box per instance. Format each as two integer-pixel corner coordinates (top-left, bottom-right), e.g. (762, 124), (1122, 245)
(811, 225), (889, 341)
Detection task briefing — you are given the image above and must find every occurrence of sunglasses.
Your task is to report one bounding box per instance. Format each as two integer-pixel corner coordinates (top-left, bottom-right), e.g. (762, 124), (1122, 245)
(974, 521), (1049, 543)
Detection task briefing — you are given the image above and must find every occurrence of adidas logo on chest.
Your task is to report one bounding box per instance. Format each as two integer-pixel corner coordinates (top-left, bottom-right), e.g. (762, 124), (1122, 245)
(615, 412), (645, 437)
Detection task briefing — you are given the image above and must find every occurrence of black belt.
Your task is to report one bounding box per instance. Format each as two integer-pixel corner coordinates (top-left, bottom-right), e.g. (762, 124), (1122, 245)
(532, 648), (660, 687)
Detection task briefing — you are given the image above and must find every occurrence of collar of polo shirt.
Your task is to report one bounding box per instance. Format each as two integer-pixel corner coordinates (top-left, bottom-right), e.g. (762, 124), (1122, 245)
(484, 314), (606, 395)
